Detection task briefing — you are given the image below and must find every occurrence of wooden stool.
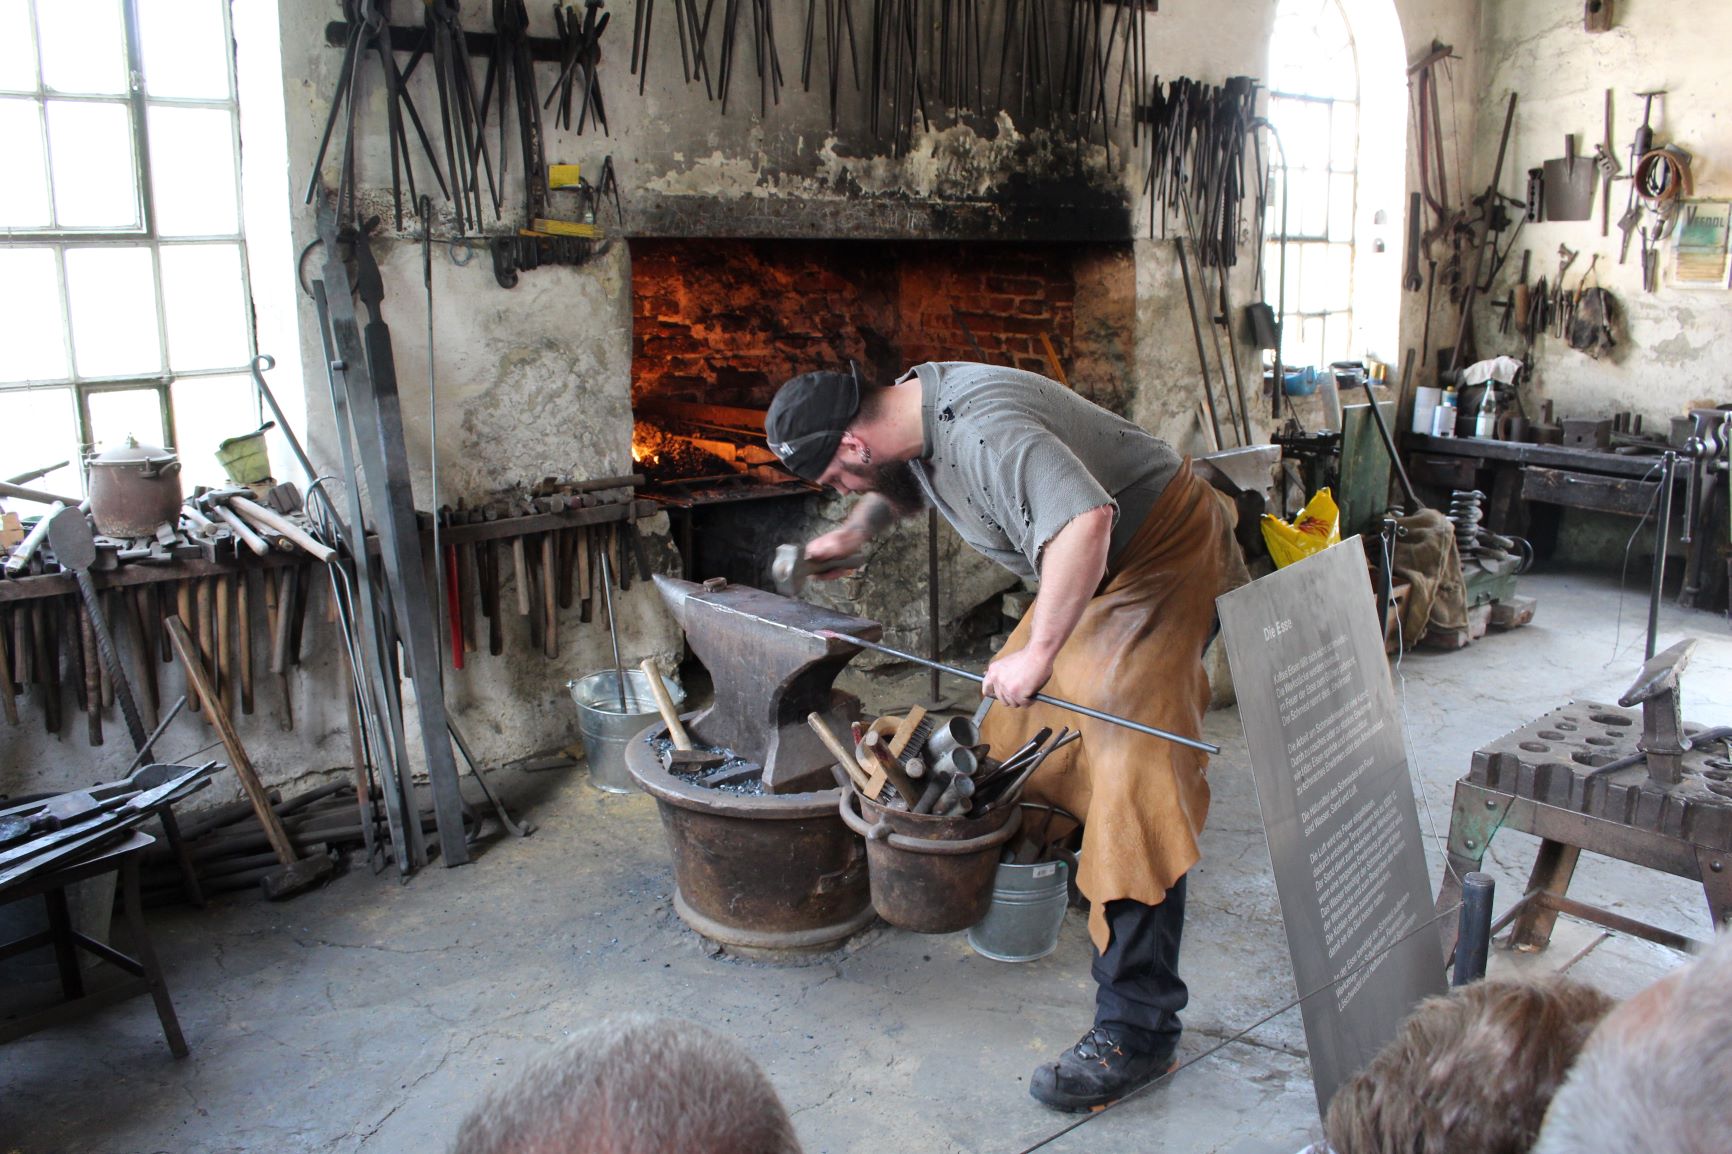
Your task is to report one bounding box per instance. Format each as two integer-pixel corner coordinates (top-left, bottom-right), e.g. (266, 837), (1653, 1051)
(0, 831), (188, 1057)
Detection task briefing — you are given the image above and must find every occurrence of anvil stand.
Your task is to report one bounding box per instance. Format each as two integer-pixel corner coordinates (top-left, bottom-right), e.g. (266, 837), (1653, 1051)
(1435, 639), (1732, 961)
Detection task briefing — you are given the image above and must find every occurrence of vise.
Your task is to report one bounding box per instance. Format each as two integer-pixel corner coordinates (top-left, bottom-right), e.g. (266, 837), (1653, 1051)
(652, 575), (882, 794)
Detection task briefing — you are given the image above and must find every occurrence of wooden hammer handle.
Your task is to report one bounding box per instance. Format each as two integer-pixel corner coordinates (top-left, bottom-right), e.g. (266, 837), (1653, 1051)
(167, 615), (298, 865)
(807, 712), (876, 795)
(639, 658), (691, 750)
(228, 496), (335, 563)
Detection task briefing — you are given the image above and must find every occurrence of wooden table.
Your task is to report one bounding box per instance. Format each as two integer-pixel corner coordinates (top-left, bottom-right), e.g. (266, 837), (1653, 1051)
(0, 830), (188, 1057)
(1402, 433), (1681, 555)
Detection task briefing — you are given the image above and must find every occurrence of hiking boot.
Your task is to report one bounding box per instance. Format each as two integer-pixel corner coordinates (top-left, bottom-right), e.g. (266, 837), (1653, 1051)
(1028, 1026), (1178, 1113)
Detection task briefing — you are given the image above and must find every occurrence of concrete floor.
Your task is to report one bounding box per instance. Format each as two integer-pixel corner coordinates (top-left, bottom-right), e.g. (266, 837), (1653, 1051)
(2, 568), (1727, 1154)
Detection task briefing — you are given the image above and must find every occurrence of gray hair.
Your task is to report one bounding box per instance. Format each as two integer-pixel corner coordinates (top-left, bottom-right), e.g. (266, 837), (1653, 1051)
(452, 1016), (803, 1154)
(1534, 931), (1732, 1154)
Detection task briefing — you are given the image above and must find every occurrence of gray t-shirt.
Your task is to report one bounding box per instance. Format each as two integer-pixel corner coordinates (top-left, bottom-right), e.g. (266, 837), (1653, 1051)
(905, 362), (1181, 580)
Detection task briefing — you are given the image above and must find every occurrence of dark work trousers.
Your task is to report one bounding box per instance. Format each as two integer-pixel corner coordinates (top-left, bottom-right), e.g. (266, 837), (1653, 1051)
(1091, 875), (1188, 1054)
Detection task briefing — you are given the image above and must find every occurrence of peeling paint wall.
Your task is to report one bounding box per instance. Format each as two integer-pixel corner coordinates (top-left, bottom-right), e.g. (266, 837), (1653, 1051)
(1470, 1), (1732, 428)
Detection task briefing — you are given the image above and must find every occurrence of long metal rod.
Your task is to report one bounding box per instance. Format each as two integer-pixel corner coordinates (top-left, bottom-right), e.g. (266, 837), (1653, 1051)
(123, 695), (188, 775)
(1359, 373), (1422, 511)
(598, 550), (628, 711)
(1647, 450), (1677, 660)
(819, 632), (1221, 754)
(926, 507), (941, 705)
(312, 280), (416, 876)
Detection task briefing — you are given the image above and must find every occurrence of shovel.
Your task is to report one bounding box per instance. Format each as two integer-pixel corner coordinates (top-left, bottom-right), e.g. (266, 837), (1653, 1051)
(1542, 135), (1598, 221)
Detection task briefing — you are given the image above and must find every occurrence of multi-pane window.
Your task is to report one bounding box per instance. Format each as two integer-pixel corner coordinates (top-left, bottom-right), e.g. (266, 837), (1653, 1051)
(1265, 0), (1358, 372)
(0, 0), (257, 499)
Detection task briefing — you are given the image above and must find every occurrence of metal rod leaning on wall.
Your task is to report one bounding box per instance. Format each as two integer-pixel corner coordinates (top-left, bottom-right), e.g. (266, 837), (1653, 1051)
(303, 276), (418, 877)
(1175, 239), (1225, 451)
(318, 201), (470, 869)
(1446, 92), (1518, 380)
(1647, 450), (1678, 661)
(1178, 184), (1251, 446)
(818, 632), (1221, 755)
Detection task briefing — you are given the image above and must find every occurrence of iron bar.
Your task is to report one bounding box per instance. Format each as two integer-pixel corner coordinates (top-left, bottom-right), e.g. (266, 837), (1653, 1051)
(819, 632), (1221, 754)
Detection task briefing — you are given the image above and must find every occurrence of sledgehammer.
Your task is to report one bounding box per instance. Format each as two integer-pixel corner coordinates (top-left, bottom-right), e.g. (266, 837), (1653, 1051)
(771, 542), (868, 597)
(167, 617), (336, 899)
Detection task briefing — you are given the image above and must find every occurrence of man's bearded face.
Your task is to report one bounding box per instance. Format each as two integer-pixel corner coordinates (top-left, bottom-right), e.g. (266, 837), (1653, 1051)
(835, 456), (927, 514)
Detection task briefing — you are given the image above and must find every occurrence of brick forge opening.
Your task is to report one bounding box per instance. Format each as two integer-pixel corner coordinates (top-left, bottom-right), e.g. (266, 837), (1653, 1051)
(627, 237), (1136, 594)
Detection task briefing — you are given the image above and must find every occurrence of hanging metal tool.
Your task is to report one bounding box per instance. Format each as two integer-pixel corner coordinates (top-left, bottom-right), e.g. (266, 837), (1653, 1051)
(46, 508), (148, 751)
(1618, 90), (1664, 263)
(421, 0), (500, 232)
(1446, 92), (1518, 377)
(1594, 88), (1621, 238)
(478, 0), (549, 223)
(306, 0), (449, 231)
(801, 0), (858, 128)
(548, 0), (614, 133)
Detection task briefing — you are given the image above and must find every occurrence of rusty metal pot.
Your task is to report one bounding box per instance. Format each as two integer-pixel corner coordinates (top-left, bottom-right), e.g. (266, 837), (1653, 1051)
(626, 718), (876, 956)
(840, 789), (1022, 933)
(86, 437), (182, 537)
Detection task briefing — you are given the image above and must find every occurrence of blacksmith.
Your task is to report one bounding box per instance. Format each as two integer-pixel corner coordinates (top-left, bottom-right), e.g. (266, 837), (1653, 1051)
(765, 361), (1232, 1112)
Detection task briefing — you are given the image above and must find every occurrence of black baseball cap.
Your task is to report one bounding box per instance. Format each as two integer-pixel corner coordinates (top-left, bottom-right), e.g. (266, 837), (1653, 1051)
(764, 369), (861, 480)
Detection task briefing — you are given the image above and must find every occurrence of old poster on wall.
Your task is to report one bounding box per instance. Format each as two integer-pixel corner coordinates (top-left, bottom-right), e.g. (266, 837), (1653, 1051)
(1217, 536), (1445, 1114)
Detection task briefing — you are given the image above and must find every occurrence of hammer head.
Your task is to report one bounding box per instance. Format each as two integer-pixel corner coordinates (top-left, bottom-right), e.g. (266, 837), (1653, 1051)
(771, 543), (809, 596)
(771, 541), (868, 597)
(260, 850), (337, 901)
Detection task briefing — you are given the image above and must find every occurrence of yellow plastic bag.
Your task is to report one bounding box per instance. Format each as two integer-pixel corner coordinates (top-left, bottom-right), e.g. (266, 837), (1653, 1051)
(1261, 489), (1341, 568)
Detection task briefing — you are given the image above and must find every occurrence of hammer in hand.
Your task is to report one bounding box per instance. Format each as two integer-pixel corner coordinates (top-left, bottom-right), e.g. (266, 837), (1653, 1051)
(772, 541), (867, 597)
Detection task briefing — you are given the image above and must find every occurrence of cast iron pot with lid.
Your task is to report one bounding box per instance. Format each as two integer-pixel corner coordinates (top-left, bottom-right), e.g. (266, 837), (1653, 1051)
(87, 436), (183, 537)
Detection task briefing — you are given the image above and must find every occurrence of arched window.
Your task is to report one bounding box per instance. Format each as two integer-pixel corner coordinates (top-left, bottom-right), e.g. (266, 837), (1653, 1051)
(1265, 0), (1360, 372)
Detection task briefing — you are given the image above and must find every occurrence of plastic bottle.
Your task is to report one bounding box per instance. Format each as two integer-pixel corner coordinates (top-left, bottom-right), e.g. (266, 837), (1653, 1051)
(1474, 385), (1498, 439)
(1432, 389), (1458, 437)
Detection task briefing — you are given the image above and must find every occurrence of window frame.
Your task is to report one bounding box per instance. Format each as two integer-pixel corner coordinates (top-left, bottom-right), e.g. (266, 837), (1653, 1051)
(0, 0), (255, 480)
(1265, 0), (1360, 371)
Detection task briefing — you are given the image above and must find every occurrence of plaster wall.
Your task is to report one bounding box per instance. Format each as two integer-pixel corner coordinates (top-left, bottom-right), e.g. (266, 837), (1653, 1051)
(1471, 0), (1732, 425)
(1, 0), (1499, 802)
(1386, 0), (1483, 384)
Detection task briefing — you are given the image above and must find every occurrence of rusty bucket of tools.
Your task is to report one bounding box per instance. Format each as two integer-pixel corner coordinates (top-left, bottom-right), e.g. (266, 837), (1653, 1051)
(839, 788), (1022, 934)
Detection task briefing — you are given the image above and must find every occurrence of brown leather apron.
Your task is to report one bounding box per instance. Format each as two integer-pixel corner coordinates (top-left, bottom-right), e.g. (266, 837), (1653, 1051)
(980, 459), (1228, 951)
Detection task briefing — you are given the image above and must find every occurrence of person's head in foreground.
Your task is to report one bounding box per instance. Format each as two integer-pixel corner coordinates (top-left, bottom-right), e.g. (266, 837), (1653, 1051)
(451, 1015), (803, 1154)
(1323, 975), (1615, 1154)
(1533, 931), (1732, 1154)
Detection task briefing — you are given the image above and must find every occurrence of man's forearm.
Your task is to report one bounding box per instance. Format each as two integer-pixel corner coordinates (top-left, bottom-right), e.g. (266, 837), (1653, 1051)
(1024, 505), (1114, 660)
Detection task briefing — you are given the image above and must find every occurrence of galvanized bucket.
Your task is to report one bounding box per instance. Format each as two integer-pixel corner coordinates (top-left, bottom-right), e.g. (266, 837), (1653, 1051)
(839, 789), (1022, 933)
(568, 669), (683, 793)
(967, 858), (1071, 962)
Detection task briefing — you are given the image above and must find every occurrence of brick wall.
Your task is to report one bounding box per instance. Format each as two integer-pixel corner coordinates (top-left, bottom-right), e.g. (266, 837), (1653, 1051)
(630, 239), (1099, 409)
